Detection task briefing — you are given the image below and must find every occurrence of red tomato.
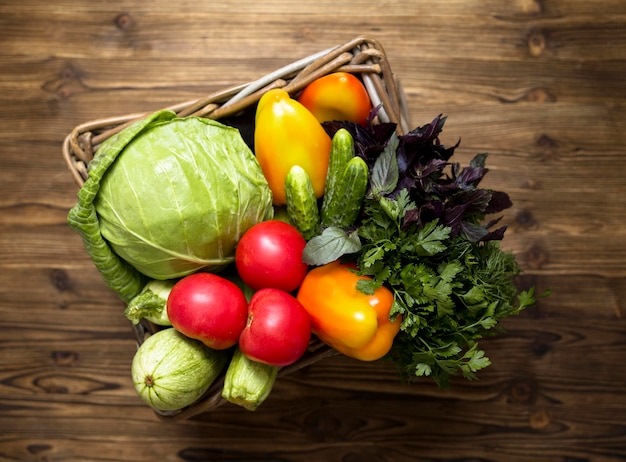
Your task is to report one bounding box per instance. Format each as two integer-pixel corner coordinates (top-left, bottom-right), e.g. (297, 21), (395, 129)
(167, 273), (248, 350)
(239, 288), (311, 366)
(298, 72), (372, 126)
(235, 220), (308, 292)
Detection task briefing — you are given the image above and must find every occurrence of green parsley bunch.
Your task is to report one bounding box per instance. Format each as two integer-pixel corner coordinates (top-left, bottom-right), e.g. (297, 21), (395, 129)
(305, 114), (541, 388)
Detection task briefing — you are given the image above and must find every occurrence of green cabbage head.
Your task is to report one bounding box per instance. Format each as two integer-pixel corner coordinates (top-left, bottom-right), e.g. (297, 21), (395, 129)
(68, 110), (273, 303)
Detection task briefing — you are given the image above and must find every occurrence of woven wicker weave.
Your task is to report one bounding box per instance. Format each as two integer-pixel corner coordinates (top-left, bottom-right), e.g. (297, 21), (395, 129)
(62, 36), (410, 421)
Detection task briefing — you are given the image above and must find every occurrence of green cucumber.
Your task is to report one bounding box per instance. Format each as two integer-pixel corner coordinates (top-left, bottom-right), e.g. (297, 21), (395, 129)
(320, 128), (355, 222)
(322, 156), (369, 228)
(285, 165), (320, 240)
(272, 205), (293, 225)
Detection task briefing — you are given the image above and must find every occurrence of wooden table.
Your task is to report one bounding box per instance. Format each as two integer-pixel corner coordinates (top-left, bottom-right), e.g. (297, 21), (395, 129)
(1, 1), (625, 460)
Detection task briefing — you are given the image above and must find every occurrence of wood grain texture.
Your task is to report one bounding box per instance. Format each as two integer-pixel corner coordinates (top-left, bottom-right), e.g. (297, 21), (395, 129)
(1, 0), (625, 461)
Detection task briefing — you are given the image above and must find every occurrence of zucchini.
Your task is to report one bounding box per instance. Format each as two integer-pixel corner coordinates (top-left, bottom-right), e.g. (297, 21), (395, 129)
(320, 128), (355, 222)
(321, 156), (369, 228)
(132, 328), (228, 413)
(222, 347), (279, 411)
(285, 165), (320, 240)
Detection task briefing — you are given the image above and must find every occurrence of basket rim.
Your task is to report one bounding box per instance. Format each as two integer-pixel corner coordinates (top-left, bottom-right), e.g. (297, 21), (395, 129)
(62, 35), (411, 187)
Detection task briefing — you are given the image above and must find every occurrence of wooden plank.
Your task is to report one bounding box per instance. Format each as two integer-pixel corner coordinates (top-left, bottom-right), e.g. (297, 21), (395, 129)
(1, 10), (625, 71)
(3, 55), (626, 119)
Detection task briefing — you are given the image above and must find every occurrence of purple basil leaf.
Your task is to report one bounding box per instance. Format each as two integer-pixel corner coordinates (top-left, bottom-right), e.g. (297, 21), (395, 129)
(442, 203), (468, 236)
(402, 114), (445, 143)
(418, 158), (448, 179)
(480, 224), (508, 241)
(455, 165), (489, 189)
(449, 189), (492, 215)
(485, 191), (513, 214)
(484, 216), (504, 229)
(418, 201), (444, 225)
(403, 207), (421, 228)
(461, 221), (489, 242)
(470, 153), (488, 168)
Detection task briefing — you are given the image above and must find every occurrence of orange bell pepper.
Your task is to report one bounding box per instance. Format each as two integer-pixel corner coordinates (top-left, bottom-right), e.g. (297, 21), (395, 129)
(296, 260), (401, 361)
(254, 88), (332, 205)
(298, 72), (372, 126)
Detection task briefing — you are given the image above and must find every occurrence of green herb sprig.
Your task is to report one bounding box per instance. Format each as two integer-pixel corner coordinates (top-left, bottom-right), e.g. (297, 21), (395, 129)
(305, 114), (544, 388)
(355, 199), (537, 387)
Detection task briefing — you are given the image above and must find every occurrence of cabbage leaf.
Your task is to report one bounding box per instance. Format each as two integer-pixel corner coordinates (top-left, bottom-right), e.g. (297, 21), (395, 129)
(68, 110), (273, 303)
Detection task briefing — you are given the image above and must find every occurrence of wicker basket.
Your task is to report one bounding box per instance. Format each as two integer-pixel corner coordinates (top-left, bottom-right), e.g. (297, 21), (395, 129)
(62, 36), (410, 421)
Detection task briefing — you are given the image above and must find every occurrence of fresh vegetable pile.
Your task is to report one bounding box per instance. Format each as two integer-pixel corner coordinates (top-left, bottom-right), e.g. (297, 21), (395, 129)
(68, 71), (539, 413)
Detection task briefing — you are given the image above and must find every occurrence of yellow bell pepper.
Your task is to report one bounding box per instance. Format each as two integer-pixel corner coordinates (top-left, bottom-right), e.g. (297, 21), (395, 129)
(254, 88), (332, 205)
(296, 260), (402, 361)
